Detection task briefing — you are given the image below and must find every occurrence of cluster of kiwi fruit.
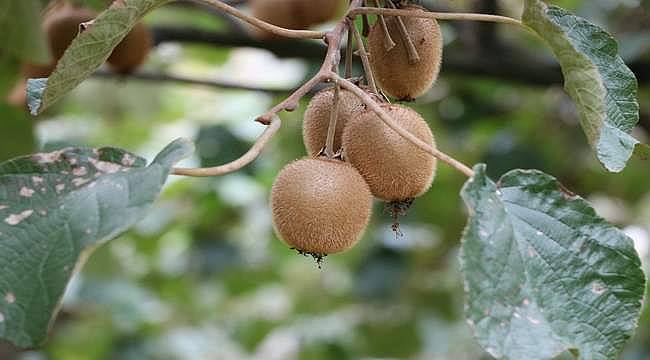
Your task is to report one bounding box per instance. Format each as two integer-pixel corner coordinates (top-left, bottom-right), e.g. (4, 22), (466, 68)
(8, 0), (152, 107)
(249, 0), (348, 39)
(270, 2), (444, 266)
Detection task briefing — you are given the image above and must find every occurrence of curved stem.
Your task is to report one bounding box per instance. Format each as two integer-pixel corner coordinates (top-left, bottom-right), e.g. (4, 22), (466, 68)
(333, 74), (475, 178)
(171, 116), (282, 177)
(190, 0), (326, 39)
(348, 7), (523, 27)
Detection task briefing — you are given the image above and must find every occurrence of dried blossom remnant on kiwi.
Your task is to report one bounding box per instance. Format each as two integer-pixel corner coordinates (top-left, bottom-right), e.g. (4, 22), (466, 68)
(384, 198), (414, 238)
(292, 248), (328, 269)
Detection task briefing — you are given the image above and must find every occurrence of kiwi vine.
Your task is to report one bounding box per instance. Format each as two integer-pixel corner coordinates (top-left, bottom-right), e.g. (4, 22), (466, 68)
(168, 0), (527, 268)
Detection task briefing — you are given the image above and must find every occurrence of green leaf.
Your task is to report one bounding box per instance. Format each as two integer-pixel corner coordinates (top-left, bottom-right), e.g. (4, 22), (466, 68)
(0, 138), (193, 348)
(27, 0), (172, 115)
(522, 0), (640, 173)
(0, 0), (50, 63)
(460, 164), (645, 360)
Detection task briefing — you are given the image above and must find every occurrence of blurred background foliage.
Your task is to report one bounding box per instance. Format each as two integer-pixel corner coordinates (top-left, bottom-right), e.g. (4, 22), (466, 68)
(1, 0), (649, 359)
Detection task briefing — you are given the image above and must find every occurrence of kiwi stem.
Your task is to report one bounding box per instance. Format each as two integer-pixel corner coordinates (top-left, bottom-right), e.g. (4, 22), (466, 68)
(334, 74), (475, 178)
(193, 0), (326, 39)
(324, 81), (341, 158)
(371, 0), (396, 51)
(171, 116), (281, 177)
(344, 29), (354, 78)
(384, 1), (420, 64)
(347, 19), (378, 94)
(348, 7), (523, 27)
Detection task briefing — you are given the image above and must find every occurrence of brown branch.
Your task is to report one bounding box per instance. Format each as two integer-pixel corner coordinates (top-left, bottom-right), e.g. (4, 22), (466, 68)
(335, 74), (475, 177)
(172, 115), (281, 176)
(92, 70), (293, 94)
(189, 0), (326, 39)
(348, 7), (523, 27)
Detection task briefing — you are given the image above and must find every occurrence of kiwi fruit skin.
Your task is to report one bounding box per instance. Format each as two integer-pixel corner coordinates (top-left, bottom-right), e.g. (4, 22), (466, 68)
(249, 0), (346, 39)
(21, 6), (97, 77)
(302, 87), (366, 156)
(270, 157), (372, 254)
(342, 104), (437, 201)
(367, 5), (443, 100)
(107, 22), (152, 74)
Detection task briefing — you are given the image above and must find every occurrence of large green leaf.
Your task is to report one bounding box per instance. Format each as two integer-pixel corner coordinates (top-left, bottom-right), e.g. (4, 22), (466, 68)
(522, 0), (639, 173)
(460, 164), (645, 360)
(0, 138), (192, 348)
(0, 0), (49, 63)
(27, 0), (172, 115)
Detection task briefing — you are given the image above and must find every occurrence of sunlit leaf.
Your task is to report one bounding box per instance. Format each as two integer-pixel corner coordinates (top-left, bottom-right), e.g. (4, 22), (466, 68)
(523, 0), (640, 172)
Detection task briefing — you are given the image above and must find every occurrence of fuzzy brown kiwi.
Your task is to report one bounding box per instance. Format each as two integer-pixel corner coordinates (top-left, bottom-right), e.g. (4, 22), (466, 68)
(270, 157), (373, 258)
(367, 5), (443, 100)
(302, 87), (366, 156)
(249, 0), (305, 39)
(44, 6), (98, 61)
(249, 0), (345, 39)
(292, 0), (347, 26)
(107, 22), (152, 74)
(342, 104), (437, 202)
(20, 5), (97, 79)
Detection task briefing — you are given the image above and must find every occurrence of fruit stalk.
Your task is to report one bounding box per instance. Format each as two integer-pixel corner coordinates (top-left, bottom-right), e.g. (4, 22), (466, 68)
(347, 18), (378, 94)
(384, 0), (420, 64)
(371, 0), (396, 51)
(324, 81), (341, 158)
(334, 75), (475, 178)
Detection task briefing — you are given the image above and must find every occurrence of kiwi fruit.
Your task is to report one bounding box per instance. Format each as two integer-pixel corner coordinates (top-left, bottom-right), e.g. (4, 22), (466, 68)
(302, 87), (366, 156)
(20, 5), (97, 79)
(367, 5), (443, 100)
(107, 22), (152, 74)
(342, 104), (437, 202)
(249, 0), (346, 39)
(270, 157), (372, 258)
(44, 5), (98, 61)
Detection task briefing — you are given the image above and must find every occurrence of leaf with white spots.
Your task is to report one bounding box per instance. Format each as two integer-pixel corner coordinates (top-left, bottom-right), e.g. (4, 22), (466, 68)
(459, 164), (646, 360)
(522, 0), (640, 172)
(0, 138), (193, 348)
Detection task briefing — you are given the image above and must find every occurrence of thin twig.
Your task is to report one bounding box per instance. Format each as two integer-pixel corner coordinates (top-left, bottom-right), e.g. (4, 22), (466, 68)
(371, 0), (395, 51)
(344, 29), (354, 78)
(256, 10), (359, 124)
(347, 18), (377, 94)
(348, 7), (523, 27)
(384, 1), (420, 64)
(171, 116), (282, 176)
(190, 0), (326, 39)
(334, 74), (475, 177)
(93, 70), (292, 94)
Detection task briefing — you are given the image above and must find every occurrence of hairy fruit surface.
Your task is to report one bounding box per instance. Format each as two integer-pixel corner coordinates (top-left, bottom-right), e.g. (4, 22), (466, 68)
(270, 157), (372, 255)
(342, 104), (437, 201)
(368, 5), (443, 100)
(302, 87), (366, 155)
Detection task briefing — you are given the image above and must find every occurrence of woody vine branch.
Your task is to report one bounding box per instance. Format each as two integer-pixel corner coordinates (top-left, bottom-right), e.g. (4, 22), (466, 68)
(172, 0), (523, 178)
